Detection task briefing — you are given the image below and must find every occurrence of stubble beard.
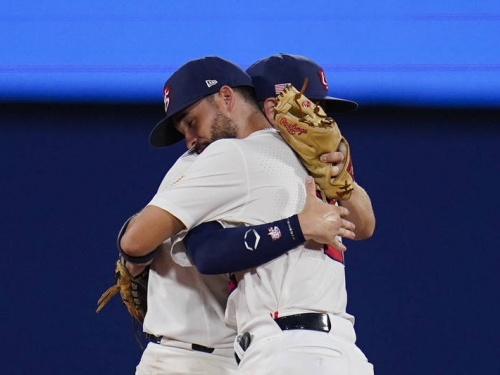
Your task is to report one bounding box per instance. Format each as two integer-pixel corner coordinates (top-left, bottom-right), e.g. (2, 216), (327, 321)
(209, 111), (238, 143)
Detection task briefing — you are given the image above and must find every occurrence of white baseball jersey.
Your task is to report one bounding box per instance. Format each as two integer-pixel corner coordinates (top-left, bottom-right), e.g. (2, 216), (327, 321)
(148, 129), (354, 339)
(142, 150), (236, 350)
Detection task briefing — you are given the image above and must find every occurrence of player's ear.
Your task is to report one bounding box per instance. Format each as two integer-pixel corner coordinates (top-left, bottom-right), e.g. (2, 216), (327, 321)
(217, 85), (235, 112)
(262, 98), (277, 126)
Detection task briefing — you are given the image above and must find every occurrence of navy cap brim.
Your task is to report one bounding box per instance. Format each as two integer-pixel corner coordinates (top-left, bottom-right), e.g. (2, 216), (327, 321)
(149, 90), (209, 147)
(323, 96), (358, 114)
(149, 117), (184, 147)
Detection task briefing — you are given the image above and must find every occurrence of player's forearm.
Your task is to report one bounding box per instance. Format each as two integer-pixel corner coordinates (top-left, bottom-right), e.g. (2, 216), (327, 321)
(120, 205), (185, 257)
(338, 182), (375, 240)
(185, 216), (305, 275)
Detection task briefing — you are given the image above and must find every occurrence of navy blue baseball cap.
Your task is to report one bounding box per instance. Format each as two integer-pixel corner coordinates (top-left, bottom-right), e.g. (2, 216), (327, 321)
(150, 56), (255, 147)
(246, 53), (358, 114)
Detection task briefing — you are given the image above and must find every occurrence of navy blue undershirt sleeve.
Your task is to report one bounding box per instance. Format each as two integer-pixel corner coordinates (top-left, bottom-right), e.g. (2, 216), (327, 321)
(184, 215), (305, 275)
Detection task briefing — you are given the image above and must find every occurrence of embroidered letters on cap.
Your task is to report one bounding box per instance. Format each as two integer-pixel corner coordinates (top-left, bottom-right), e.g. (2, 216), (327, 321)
(317, 69), (328, 90)
(163, 85), (171, 113)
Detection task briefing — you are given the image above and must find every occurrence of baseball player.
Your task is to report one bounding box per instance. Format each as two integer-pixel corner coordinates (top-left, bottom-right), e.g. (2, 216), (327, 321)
(132, 151), (353, 375)
(120, 56), (374, 375)
(247, 53), (375, 241)
(183, 53), (375, 275)
(132, 150), (237, 375)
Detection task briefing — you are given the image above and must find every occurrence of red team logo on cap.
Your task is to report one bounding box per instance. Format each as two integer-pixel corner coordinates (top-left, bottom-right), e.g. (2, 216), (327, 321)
(317, 69), (328, 90)
(163, 85), (171, 114)
(302, 101), (311, 108)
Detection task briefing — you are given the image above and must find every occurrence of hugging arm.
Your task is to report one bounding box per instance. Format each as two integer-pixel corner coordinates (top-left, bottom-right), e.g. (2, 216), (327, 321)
(321, 148), (375, 240)
(185, 215), (304, 274)
(185, 176), (356, 274)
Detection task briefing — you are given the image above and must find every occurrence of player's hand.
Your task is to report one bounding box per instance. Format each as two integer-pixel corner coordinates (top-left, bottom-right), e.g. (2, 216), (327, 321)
(298, 176), (355, 251)
(320, 141), (347, 178)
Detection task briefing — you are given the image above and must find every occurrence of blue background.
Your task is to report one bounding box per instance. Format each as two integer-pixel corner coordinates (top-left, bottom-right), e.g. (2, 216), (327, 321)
(1, 1), (499, 374)
(1, 1), (499, 106)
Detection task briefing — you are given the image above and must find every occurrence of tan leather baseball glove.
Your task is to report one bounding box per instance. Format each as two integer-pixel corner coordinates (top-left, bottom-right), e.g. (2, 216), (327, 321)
(96, 257), (149, 324)
(274, 81), (354, 201)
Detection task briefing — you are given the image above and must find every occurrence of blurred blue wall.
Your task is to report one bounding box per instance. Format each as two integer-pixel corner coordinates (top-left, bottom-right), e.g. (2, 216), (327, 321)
(1, 1), (499, 106)
(1, 103), (499, 374)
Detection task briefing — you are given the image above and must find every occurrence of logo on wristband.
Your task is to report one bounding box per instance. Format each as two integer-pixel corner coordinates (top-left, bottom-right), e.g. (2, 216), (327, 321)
(267, 226), (282, 241)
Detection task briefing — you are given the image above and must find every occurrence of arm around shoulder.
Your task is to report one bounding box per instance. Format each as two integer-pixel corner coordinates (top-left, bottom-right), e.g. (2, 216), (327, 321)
(120, 205), (185, 257)
(338, 181), (375, 240)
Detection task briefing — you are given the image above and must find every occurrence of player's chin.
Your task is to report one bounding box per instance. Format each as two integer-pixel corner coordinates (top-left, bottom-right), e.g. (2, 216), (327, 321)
(195, 142), (210, 154)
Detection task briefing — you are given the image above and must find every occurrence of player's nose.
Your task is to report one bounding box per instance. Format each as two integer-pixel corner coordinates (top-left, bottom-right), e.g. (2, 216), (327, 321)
(185, 134), (197, 150)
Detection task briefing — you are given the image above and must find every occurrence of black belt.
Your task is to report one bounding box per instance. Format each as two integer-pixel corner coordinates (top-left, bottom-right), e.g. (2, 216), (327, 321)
(274, 313), (331, 333)
(146, 334), (215, 354)
(235, 313), (331, 365)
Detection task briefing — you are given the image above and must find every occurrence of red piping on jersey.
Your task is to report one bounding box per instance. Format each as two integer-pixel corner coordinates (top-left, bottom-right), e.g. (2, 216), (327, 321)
(228, 274), (238, 294)
(324, 244), (344, 264)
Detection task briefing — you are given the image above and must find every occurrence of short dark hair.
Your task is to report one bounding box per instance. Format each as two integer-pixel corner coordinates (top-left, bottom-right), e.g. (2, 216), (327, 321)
(233, 86), (261, 112)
